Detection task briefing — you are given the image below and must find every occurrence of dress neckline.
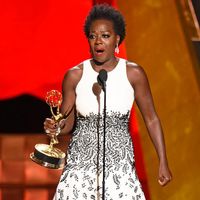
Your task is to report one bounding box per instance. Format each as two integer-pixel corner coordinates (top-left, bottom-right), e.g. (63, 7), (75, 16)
(88, 58), (121, 74)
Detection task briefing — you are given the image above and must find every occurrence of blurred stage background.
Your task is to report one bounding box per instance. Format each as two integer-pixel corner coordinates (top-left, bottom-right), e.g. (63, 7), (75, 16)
(0, 0), (200, 199)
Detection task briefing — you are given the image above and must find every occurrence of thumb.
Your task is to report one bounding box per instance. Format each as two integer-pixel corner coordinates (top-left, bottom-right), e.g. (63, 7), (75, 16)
(158, 176), (165, 186)
(59, 119), (65, 129)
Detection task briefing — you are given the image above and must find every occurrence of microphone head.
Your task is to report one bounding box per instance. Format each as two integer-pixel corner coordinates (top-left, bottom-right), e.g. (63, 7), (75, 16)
(98, 69), (108, 82)
(97, 69), (107, 92)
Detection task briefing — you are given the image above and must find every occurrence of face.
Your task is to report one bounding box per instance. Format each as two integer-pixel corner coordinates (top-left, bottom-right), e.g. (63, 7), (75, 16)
(88, 19), (120, 64)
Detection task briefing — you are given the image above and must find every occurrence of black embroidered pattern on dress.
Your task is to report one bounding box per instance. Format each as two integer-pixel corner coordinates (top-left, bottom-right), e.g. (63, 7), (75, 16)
(54, 111), (145, 200)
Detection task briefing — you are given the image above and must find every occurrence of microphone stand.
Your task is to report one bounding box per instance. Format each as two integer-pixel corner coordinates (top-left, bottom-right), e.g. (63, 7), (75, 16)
(97, 69), (107, 200)
(102, 83), (106, 200)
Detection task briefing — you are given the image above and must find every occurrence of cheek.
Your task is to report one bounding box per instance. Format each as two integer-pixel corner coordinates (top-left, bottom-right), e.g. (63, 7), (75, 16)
(88, 42), (93, 51)
(104, 39), (113, 46)
(107, 42), (116, 50)
(88, 42), (94, 53)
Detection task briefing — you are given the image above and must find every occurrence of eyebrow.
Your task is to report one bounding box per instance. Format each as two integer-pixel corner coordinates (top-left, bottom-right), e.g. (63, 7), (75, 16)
(89, 30), (112, 33)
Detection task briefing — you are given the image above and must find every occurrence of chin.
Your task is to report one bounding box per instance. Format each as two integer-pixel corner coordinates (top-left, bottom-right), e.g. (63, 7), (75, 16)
(93, 57), (106, 64)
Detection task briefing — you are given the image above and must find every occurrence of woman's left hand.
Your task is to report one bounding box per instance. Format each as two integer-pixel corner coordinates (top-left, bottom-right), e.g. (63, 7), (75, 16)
(158, 161), (172, 186)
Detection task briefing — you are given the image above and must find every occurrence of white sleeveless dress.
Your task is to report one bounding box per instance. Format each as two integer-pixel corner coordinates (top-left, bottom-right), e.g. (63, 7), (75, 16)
(53, 58), (146, 200)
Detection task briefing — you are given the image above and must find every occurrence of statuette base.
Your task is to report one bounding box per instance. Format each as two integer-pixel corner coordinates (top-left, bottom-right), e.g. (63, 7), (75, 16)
(30, 144), (66, 169)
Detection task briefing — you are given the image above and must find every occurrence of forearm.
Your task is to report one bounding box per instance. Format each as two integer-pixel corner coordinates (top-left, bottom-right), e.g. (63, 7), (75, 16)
(59, 114), (75, 135)
(145, 117), (168, 164)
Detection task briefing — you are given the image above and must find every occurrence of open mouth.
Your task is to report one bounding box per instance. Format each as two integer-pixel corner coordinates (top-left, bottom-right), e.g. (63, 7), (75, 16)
(95, 49), (104, 55)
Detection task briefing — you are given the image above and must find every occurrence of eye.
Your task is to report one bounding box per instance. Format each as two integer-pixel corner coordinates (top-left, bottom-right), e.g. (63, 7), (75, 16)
(102, 34), (110, 38)
(88, 34), (96, 39)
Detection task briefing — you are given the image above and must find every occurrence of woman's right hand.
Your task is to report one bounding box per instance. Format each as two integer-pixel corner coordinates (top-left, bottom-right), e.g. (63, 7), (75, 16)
(44, 118), (60, 137)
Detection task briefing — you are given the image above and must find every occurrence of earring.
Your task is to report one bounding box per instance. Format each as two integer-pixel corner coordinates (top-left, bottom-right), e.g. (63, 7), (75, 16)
(115, 44), (119, 54)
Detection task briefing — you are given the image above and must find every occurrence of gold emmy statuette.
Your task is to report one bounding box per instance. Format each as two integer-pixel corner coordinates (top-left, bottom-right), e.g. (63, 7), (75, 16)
(30, 90), (66, 169)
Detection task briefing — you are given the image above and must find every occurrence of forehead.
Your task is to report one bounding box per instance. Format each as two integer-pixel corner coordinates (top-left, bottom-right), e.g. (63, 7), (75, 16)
(90, 19), (114, 32)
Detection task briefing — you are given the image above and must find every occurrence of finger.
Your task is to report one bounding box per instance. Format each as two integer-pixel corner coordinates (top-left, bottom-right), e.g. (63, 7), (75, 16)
(45, 130), (57, 137)
(45, 129), (50, 134)
(158, 178), (168, 186)
(45, 119), (59, 129)
(44, 122), (58, 134)
(44, 127), (57, 133)
(44, 121), (58, 130)
(58, 119), (65, 129)
(45, 118), (55, 124)
(158, 177), (171, 186)
(158, 180), (166, 186)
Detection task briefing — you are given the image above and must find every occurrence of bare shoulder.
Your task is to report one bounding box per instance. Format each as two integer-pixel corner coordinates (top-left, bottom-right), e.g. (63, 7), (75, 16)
(63, 63), (83, 88)
(126, 61), (148, 85)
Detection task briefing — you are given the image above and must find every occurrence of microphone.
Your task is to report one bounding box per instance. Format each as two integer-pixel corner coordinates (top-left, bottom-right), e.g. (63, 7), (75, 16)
(97, 69), (108, 200)
(97, 69), (108, 92)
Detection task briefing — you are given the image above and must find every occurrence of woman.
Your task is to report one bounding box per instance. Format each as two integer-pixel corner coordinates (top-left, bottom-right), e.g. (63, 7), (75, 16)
(44, 4), (172, 200)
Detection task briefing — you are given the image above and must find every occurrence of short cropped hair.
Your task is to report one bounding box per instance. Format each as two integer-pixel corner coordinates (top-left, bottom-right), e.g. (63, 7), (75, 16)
(84, 4), (126, 45)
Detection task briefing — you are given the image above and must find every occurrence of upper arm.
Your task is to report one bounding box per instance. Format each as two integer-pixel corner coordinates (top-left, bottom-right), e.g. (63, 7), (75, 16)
(127, 63), (158, 123)
(61, 65), (82, 117)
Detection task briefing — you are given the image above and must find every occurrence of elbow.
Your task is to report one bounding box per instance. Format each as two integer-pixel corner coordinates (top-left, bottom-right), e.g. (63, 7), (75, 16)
(145, 115), (160, 127)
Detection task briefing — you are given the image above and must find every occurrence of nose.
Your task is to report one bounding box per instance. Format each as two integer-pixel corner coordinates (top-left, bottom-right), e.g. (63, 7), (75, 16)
(95, 35), (102, 44)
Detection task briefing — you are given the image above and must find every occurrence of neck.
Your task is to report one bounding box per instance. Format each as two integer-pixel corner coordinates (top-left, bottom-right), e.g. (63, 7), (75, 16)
(92, 59), (104, 66)
(91, 57), (119, 71)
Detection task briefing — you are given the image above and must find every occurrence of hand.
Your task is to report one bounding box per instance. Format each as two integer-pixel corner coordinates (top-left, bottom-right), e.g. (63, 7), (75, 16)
(158, 161), (172, 186)
(43, 118), (65, 136)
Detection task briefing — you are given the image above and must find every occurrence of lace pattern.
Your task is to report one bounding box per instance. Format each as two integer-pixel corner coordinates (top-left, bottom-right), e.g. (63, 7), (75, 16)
(53, 111), (145, 200)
